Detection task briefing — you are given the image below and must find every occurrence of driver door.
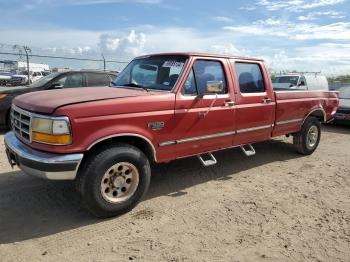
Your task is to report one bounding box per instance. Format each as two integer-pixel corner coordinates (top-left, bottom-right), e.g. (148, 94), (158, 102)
(171, 58), (236, 158)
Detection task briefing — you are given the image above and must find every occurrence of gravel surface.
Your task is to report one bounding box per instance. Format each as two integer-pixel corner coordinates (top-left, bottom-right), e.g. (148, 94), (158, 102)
(0, 125), (349, 262)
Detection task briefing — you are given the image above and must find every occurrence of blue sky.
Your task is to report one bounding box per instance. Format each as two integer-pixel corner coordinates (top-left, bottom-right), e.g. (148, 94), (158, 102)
(0, 0), (349, 74)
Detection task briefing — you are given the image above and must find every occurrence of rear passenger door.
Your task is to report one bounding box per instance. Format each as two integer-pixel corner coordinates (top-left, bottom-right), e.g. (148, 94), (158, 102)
(86, 73), (113, 87)
(231, 60), (275, 145)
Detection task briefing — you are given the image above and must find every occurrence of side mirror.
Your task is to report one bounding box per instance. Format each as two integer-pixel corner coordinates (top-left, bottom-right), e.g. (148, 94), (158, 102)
(50, 82), (63, 89)
(206, 81), (224, 94)
(298, 81), (305, 86)
(197, 81), (224, 98)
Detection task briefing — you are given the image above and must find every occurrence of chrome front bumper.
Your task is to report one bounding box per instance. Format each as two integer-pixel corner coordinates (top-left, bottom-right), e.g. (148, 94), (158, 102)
(4, 132), (83, 180)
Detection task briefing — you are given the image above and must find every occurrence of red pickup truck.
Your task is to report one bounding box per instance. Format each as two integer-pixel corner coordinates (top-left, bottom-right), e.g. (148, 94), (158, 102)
(4, 53), (339, 217)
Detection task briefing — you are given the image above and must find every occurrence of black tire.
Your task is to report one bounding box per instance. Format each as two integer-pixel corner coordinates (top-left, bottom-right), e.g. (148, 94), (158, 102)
(76, 143), (151, 218)
(293, 116), (321, 155)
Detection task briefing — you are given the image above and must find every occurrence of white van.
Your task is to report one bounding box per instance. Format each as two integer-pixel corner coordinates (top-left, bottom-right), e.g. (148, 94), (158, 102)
(10, 70), (45, 86)
(272, 73), (329, 91)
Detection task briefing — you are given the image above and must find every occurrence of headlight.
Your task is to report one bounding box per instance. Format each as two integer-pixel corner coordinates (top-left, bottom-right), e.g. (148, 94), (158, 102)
(31, 117), (72, 145)
(0, 94), (7, 100)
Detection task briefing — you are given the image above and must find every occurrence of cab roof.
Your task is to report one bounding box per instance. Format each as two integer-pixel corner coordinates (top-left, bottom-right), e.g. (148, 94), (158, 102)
(135, 52), (264, 62)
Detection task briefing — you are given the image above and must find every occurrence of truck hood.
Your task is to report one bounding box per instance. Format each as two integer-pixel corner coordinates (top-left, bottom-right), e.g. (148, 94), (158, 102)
(14, 87), (153, 114)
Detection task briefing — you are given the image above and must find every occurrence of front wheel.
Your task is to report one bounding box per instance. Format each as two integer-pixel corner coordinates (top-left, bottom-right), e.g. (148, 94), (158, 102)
(76, 143), (151, 218)
(293, 116), (321, 155)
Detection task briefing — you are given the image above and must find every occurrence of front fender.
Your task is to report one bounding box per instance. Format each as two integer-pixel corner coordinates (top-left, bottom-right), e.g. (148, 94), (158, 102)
(78, 124), (158, 158)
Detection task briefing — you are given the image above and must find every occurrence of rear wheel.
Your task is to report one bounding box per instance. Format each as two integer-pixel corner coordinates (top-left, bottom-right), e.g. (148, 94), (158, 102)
(76, 143), (151, 218)
(293, 117), (321, 155)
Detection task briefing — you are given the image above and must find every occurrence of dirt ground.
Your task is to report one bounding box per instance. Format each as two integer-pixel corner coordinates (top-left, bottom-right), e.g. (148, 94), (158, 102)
(0, 125), (349, 262)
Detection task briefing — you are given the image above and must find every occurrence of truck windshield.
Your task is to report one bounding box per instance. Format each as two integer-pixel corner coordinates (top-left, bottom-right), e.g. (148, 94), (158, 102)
(112, 55), (187, 91)
(272, 76), (299, 86)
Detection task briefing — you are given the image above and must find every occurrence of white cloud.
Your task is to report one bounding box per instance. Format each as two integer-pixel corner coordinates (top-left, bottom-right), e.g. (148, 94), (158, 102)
(212, 16), (234, 23)
(224, 20), (350, 41)
(210, 44), (241, 55)
(0, 29), (101, 48)
(240, 4), (257, 11)
(256, 0), (345, 12)
(297, 11), (345, 21)
(98, 30), (146, 58)
(264, 43), (350, 75)
(0, 0), (163, 11)
(293, 22), (350, 40)
(68, 0), (162, 5)
(296, 43), (350, 62)
(302, 0), (345, 9)
(1, 26), (350, 75)
(257, 0), (302, 11)
(42, 46), (93, 56)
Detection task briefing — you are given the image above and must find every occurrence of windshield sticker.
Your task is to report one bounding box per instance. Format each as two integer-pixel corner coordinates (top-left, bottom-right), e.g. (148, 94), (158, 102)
(163, 61), (184, 68)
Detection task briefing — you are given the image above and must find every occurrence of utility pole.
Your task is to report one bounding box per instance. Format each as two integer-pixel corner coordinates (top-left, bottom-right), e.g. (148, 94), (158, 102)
(23, 46), (31, 85)
(101, 53), (106, 71)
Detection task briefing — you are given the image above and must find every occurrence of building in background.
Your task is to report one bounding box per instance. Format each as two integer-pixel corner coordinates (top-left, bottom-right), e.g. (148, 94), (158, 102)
(0, 60), (49, 73)
(52, 67), (71, 73)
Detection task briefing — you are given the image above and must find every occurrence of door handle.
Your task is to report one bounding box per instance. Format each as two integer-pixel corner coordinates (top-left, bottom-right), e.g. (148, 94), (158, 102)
(224, 100), (235, 106)
(262, 98), (273, 104)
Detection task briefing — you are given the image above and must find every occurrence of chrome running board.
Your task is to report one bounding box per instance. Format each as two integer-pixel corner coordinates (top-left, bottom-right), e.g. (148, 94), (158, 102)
(240, 144), (256, 156)
(198, 153), (217, 167)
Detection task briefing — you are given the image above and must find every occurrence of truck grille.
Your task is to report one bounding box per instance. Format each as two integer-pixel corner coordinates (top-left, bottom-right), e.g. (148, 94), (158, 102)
(11, 105), (32, 142)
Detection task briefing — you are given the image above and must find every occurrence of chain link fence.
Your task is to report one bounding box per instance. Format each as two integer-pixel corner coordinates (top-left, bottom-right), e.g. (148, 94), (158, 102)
(0, 43), (130, 85)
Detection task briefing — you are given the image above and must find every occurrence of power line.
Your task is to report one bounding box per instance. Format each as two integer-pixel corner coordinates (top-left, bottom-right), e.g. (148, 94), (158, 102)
(0, 52), (129, 63)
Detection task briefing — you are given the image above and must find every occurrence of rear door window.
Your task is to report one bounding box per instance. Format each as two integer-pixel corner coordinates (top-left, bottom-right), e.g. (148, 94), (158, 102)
(57, 73), (83, 88)
(235, 63), (265, 93)
(87, 73), (112, 86)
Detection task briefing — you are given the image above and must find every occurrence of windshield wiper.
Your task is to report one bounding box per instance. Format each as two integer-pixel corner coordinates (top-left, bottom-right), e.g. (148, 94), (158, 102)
(121, 83), (149, 92)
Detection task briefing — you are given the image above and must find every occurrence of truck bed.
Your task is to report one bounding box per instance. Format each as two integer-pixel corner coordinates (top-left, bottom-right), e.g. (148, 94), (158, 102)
(272, 90), (339, 137)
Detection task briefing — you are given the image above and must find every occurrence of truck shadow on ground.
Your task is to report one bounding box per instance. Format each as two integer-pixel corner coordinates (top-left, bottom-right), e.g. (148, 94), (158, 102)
(322, 123), (350, 135)
(0, 128), (8, 135)
(0, 138), (304, 244)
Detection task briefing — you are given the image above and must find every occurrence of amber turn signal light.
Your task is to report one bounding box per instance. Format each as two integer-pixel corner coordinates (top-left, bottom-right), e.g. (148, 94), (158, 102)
(32, 132), (72, 145)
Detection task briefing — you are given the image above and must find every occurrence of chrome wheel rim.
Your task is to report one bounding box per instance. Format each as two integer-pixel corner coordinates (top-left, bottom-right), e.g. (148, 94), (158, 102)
(307, 125), (318, 149)
(101, 162), (139, 203)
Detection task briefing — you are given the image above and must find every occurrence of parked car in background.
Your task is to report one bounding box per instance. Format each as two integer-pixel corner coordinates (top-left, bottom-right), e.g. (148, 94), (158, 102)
(272, 73), (329, 91)
(334, 86), (350, 124)
(10, 70), (45, 85)
(0, 70), (117, 128)
(42, 71), (52, 76)
(0, 72), (12, 86)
